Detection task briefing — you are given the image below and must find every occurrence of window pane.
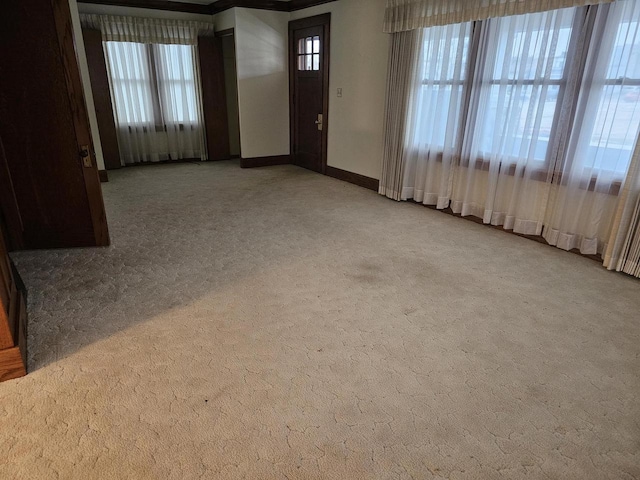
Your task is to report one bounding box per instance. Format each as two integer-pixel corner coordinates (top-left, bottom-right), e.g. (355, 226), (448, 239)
(422, 24), (470, 81)
(298, 55), (305, 70)
(105, 41), (155, 124)
(313, 36), (320, 53)
(570, 0), (640, 177)
(313, 54), (320, 70)
(306, 54), (312, 70)
(475, 8), (575, 163)
(412, 22), (472, 149)
(491, 11), (573, 81)
(608, 16), (640, 79)
(298, 38), (305, 54)
(154, 44), (199, 124)
(306, 37), (313, 55)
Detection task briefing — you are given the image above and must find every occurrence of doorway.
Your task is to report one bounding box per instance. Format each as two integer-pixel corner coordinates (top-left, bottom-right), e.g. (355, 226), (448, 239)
(289, 14), (331, 174)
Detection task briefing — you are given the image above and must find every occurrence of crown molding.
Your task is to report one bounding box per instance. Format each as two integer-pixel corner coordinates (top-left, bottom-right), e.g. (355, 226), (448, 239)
(78, 0), (213, 15)
(79, 0), (338, 15)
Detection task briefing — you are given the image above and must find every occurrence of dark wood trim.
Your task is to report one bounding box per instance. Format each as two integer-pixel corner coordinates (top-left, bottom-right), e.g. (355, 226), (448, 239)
(98, 170), (109, 182)
(199, 36), (231, 161)
(289, 13), (331, 174)
(325, 166), (379, 192)
(212, 0), (338, 14)
(211, 0), (288, 14)
(124, 158), (203, 167)
(83, 27), (122, 171)
(215, 28), (235, 37)
(289, 0), (338, 12)
(0, 256), (27, 383)
(0, 137), (24, 251)
(79, 0), (339, 15)
(78, 0), (212, 15)
(52, 0), (110, 247)
(240, 155), (291, 168)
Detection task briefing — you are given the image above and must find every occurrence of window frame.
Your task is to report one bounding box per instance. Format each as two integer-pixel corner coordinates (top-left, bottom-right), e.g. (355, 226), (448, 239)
(106, 41), (200, 129)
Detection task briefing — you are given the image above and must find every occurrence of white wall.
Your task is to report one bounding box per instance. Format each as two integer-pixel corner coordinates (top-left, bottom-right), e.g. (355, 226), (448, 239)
(214, 8), (236, 32)
(69, 0), (106, 171)
(76, 0), (389, 177)
(233, 8), (290, 159)
(290, 0), (389, 179)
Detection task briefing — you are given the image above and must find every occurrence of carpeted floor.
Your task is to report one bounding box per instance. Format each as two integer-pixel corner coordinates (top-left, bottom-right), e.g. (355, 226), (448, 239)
(1, 161), (639, 479)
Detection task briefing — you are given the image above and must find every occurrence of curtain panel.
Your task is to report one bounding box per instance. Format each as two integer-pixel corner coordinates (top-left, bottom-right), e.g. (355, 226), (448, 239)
(79, 14), (214, 45)
(380, 30), (422, 200)
(384, 0), (613, 33)
(604, 140), (640, 276)
(381, 0), (640, 267)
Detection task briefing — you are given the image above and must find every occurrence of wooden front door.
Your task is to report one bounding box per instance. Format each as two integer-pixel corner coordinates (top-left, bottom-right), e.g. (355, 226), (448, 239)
(289, 14), (330, 174)
(0, 0), (109, 250)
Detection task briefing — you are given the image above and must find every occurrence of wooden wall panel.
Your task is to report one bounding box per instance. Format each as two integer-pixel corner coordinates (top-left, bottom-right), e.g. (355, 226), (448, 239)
(198, 36), (231, 161)
(83, 28), (122, 170)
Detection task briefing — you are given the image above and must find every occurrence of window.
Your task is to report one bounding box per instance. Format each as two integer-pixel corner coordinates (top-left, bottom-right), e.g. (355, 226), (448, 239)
(411, 3), (640, 181)
(571, 4), (640, 176)
(416, 22), (472, 150)
(297, 36), (320, 71)
(106, 42), (156, 125)
(105, 41), (200, 127)
(475, 8), (575, 163)
(153, 44), (199, 124)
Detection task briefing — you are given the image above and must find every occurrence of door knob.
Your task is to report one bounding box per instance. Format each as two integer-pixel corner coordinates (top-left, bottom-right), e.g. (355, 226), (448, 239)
(79, 144), (92, 167)
(315, 114), (323, 131)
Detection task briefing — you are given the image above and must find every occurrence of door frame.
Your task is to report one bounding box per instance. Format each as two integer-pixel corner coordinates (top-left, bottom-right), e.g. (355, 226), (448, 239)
(288, 13), (331, 174)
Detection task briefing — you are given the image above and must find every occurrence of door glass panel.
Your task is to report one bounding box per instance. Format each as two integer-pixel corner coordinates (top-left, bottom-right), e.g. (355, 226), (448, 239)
(297, 36), (321, 71)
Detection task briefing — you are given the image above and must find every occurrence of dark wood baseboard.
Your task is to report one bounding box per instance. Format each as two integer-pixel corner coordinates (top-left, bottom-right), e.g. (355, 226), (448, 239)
(240, 155), (291, 168)
(325, 166), (379, 192)
(98, 170), (108, 183)
(124, 158), (203, 167)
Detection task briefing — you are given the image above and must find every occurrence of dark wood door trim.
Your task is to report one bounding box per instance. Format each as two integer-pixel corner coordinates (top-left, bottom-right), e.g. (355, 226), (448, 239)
(199, 35), (231, 161)
(83, 27), (122, 171)
(0, 138), (24, 251)
(52, 0), (110, 247)
(289, 13), (330, 174)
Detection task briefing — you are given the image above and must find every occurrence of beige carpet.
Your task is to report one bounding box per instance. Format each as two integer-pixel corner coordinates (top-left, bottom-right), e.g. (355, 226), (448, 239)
(1, 161), (639, 479)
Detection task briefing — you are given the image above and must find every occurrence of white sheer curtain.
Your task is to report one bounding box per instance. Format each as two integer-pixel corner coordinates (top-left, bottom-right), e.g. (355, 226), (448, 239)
(153, 43), (205, 161)
(105, 41), (161, 164)
(384, 0), (612, 33)
(403, 8), (578, 234)
(105, 41), (205, 164)
(401, 22), (471, 208)
(453, 8), (577, 234)
(80, 14), (214, 45)
(544, 0), (640, 254)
